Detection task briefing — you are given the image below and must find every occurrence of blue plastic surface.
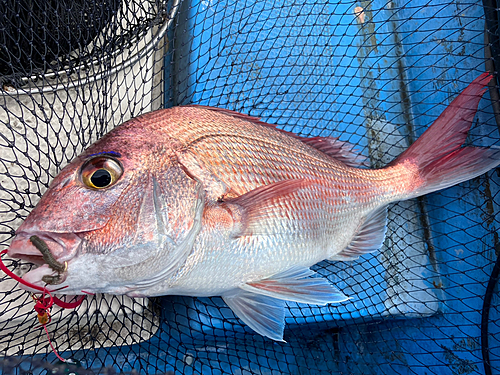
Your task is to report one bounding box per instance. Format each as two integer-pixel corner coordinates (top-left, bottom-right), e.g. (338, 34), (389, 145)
(169, 0), (500, 373)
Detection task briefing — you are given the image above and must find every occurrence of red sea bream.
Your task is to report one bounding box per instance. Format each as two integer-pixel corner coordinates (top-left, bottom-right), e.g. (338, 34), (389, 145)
(6, 73), (500, 340)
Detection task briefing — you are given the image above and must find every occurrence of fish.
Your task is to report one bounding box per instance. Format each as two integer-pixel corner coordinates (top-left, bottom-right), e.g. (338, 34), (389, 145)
(5, 73), (500, 341)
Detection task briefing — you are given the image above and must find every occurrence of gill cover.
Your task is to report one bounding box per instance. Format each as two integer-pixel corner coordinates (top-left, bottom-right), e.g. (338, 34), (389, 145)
(76, 158), (204, 291)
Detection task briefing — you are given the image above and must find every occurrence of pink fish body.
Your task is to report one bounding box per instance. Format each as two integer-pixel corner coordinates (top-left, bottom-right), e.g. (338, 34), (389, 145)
(7, 73), (500, 340)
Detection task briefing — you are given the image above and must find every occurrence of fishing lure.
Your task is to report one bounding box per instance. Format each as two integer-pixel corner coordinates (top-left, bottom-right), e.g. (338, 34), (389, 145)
(29, 235), (67, 285)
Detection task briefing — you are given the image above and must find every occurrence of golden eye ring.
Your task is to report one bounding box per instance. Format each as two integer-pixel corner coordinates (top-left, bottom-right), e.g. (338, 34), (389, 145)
(80, 156), (123, 189)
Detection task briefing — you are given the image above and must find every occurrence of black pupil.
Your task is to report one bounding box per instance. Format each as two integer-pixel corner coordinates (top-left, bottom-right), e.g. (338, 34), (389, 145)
(91, 169), (112, 187)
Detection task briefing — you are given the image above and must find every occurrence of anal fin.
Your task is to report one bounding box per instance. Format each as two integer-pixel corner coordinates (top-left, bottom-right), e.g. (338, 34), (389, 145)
(330, 206), (388, 261)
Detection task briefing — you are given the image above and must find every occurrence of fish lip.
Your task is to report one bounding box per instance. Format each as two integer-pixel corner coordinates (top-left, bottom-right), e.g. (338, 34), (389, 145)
(6, 231), (82, 290)
(8, 231), (82, 261)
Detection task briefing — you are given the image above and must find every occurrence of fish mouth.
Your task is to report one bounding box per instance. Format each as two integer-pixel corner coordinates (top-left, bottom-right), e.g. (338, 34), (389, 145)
(6, 231), (82, 292)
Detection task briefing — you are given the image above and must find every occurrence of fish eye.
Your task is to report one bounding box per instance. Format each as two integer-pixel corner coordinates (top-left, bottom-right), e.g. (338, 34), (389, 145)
(81, 156), (123, 189)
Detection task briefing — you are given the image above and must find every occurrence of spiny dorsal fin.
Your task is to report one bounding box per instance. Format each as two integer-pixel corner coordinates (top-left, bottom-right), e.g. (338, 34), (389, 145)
(184, 105), (367, 167)
(329, 206), (388, 261)
(182, 105), (277, 130)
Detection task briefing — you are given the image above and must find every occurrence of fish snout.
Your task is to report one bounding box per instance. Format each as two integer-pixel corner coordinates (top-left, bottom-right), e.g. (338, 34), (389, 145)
(7, 231), (81, 290)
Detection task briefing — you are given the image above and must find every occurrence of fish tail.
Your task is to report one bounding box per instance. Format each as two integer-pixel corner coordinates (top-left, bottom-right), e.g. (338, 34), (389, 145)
(390, 73), (500, 197)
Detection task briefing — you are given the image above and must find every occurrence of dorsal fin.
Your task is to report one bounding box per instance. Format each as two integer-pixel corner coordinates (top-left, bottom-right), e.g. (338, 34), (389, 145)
(182, 105), (367, 167)
(299, 136), (368, 168)
(182, 105), (279, 131)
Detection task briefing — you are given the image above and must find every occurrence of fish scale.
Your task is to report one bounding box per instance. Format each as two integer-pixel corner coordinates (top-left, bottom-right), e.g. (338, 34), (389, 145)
(6, 73), (500, 341)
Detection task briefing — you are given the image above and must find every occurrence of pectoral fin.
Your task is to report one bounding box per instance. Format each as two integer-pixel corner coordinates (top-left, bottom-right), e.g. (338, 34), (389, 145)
(223, 179), (318, 237)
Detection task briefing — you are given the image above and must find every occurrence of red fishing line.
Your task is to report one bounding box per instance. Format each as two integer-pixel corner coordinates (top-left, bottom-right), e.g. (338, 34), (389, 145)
(0, 249), (45, 292)
(31, 291), (67, 362)
(53, 295), (85, 308)
(0, 250), (85, 307)
(44, 325), (66, 362)
(0, 249), (86, 361)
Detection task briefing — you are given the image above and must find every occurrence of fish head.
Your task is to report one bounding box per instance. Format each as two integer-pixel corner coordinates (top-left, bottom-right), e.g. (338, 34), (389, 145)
(6, 114), (203, 296)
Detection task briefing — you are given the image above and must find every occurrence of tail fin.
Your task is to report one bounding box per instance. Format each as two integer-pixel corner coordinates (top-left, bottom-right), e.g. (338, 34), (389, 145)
(390, 73), (500, 197)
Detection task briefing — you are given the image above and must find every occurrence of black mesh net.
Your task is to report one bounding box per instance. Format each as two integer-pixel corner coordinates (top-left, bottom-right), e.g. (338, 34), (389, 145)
(1, 0), (499, 373)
